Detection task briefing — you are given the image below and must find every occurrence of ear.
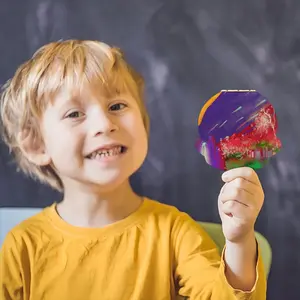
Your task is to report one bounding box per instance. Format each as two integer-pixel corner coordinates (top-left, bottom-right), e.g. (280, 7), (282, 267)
(17, 130), (51, 166)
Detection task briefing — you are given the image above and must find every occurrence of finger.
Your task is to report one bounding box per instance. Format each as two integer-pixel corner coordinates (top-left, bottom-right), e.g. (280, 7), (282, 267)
(219, 188), (251, 207)
(222, 167), (261, 187)
(219, 187), (263, 214)
(220, 182), (227, 194)
(221, 177), (262, 196)
(220, 200), (254, 220)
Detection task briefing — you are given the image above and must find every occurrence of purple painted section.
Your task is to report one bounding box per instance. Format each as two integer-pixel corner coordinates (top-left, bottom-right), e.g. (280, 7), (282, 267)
(198, 91), (270, 142)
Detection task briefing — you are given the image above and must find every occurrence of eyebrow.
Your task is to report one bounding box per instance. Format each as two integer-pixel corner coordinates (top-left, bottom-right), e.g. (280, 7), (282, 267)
(109, 93), (136, 102)
(54, 94), (82, 112)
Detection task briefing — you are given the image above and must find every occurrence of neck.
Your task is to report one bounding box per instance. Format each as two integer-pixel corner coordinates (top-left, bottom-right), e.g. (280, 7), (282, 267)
(57, 179), (143, 228)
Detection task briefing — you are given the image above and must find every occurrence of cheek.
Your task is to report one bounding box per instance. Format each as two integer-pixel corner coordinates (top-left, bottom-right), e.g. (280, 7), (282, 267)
(133, 120), (149, 157)
(125, 114), (147, 141)
(43, 134), (64, 160)
(43, 125), (82, 159)
(121, 114), (148, 156)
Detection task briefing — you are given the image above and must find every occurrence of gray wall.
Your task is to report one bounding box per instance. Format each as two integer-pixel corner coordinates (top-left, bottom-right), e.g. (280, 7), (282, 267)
(1, 0), (299, 299)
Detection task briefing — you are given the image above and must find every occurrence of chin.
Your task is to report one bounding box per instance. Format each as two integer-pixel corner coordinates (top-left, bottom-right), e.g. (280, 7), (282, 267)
(92, 180), (129, 194)
(88, 171), (132, 191)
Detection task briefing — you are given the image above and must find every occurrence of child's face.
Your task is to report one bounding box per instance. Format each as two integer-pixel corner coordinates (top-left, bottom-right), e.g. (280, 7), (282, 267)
(39, 85), (148, 191)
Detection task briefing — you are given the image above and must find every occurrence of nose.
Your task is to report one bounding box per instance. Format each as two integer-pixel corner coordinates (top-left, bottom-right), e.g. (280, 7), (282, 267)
(88, 108), (118, 136)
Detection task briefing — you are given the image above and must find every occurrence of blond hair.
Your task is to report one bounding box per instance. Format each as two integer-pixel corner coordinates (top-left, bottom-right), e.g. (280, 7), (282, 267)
(0, 39), (150, 192)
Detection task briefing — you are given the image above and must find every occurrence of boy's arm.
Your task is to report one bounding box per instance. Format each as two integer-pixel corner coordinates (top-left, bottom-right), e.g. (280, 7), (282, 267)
(173, 214), (266, 300)
(224, 232), (259, 292)
(0, 231), (27, 300)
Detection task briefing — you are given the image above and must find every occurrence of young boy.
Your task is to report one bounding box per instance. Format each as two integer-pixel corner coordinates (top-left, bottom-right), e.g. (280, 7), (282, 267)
(0, 40), (266, 299)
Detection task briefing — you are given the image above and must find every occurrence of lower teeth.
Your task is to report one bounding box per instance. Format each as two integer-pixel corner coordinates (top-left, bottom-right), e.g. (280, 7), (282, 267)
(98, 153), (117, 158)
(88, 147), (126, 159)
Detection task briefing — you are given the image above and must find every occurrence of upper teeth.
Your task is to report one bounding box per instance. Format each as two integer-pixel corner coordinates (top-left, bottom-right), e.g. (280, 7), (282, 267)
(89, 146), (122, 159)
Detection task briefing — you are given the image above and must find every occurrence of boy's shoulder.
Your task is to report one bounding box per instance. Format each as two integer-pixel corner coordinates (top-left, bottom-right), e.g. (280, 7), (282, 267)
(1, 204), (54, 248)
(144, 198), (205, 240)
(143, 198), (194, 224)
(144, 198), (181, 214)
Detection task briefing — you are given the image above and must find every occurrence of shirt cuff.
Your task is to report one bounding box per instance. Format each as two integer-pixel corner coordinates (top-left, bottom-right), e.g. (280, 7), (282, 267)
(219, 239), (267, 299)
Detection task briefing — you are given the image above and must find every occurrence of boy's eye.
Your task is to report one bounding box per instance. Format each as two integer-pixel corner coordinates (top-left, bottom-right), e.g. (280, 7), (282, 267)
(110, 103), (127, 111)
(66, 111), (84, 118)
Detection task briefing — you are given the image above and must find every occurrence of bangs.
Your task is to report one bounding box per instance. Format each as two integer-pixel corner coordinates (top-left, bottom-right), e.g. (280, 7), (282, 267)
(28, 40), (142, 117)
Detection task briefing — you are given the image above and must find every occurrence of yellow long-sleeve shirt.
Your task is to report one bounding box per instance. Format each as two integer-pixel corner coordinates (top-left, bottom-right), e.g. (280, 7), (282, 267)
(0, 198), (266, 300)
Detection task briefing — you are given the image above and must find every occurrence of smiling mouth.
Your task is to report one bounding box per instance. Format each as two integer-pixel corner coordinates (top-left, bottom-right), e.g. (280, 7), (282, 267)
(86, 146), (127, 159)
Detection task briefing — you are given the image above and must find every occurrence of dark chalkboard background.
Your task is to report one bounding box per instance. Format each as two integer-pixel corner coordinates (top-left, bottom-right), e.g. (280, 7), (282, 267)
(1, 0), (299, 299)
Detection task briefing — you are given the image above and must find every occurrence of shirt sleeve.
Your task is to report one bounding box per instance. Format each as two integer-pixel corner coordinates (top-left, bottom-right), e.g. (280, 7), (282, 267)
(172, 212), (267, 300)
(0, 231), (30, 300)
